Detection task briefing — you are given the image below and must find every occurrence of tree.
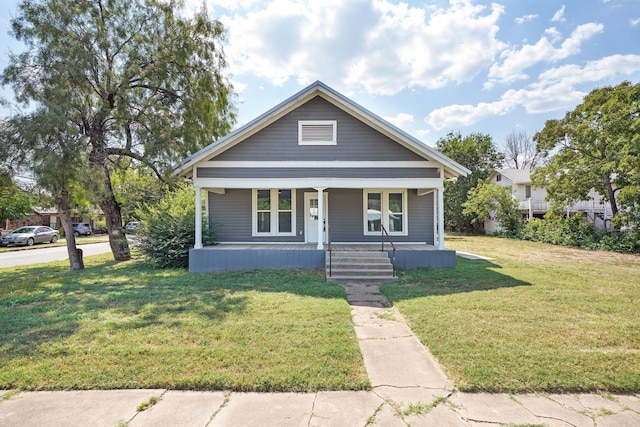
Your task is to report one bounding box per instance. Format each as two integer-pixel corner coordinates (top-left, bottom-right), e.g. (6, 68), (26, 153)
(0, 180), (34, 223)
(533, 81), (640, 222)
(1, 104), (87, 270)
(436, 132), (504, 232)
(2, 0), (236, 261)
(463, 180), (521, 235)
(502, 130), (542, 169)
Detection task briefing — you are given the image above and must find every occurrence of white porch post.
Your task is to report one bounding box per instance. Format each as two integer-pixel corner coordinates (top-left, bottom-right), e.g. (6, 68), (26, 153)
(437, 187), (445, 250)
(315, 187), (326, 250)
(194, 186), (203, 249)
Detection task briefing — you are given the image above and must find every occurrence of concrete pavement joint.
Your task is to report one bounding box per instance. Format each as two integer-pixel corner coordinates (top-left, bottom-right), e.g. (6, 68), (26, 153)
(205, 390), (230, 426)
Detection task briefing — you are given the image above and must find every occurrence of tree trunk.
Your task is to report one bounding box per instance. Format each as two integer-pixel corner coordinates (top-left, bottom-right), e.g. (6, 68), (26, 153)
(55, 178), (84, 270)
(604, 175), (618, 217)
(97, 164), (131, 262)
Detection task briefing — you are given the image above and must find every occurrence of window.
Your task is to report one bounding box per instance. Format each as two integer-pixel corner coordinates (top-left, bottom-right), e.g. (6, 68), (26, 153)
(496, 174), (502, 182)
(525, 185), (532, 199)
(298, 120), (337, 145)
(364, 190), (407, 235)
(253, 189), (296, 236)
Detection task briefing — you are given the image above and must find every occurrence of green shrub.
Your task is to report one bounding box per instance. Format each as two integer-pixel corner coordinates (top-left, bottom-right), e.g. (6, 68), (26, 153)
(519, 216), (640, 254)
(136, 184), (216, 268)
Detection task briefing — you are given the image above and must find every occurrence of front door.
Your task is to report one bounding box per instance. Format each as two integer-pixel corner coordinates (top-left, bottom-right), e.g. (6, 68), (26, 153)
(304, 192), (328, 243)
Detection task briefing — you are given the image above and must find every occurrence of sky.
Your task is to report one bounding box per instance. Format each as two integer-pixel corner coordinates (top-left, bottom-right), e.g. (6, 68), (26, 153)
(1, 0), (640, 149)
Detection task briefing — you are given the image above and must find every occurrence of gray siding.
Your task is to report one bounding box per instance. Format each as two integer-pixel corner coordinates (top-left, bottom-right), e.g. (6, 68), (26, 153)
(209, 189), (305, 242)
(209, 188), (434, 244)
(197, 167), (440, 179)
(190, 248), (325, 272)
(213, 97), (426, 162)
(328, 189), (434, 243)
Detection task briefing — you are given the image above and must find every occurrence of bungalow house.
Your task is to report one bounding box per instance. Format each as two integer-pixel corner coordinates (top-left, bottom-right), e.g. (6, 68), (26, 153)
(174, 81), (470, 277)
(486, 168), (610, 233)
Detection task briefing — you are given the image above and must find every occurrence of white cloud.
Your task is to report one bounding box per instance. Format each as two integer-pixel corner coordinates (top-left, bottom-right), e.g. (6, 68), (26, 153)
(485, 22), (603, 88)
(222, 0), (506, 95)
(383, 113), (414, 128)
(515, 14), (538, 24)
(551, 5), (566, 22)
(428, 54), (640, 130)
(631, 18), (640, 27)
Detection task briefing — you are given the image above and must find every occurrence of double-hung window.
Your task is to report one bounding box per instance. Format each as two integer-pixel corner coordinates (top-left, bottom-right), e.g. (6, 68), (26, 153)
(253, 189), (296, 236)
(364, 189), (407, 235)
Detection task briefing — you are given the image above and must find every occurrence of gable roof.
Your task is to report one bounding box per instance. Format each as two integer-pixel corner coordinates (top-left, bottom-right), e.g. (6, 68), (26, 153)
(493, 168), (532, 184)
(174, 81), (470, 179)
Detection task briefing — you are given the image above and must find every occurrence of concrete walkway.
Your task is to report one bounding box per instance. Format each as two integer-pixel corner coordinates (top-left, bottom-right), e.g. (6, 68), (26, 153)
(1, 282), (639, 426)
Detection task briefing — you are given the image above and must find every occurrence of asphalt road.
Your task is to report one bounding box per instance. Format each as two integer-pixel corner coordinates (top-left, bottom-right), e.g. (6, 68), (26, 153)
(0, 242), (113, 268)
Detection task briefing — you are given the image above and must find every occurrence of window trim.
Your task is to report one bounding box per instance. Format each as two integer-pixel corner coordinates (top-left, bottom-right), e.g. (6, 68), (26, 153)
(252, 189), (297, 236)
(298, 120), (337, 145)
(363, 189), (408, 236)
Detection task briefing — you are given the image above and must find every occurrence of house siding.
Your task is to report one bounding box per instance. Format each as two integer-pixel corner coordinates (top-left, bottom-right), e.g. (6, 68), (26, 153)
(197, 167), (440, 179)
(212, 97), (426, 162)
(209, 188), (434, 244)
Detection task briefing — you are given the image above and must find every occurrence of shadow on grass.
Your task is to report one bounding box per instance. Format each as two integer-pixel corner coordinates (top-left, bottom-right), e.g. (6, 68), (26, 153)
(381, 256), (532, 301)
(0, 259), (343, 358)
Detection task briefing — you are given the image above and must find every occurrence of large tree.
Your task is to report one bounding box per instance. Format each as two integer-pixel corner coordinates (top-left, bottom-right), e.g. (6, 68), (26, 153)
(2, 0), (235, 261)
(532, 81), (640, 222)
(436, 131), (504, 233)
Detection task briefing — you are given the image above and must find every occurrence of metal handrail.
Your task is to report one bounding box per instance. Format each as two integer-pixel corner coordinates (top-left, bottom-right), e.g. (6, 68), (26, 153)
(380, 225), (396, 277)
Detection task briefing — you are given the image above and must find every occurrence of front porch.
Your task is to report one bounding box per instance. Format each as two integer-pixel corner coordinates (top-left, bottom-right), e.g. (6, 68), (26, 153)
(188, 243), (457, 272)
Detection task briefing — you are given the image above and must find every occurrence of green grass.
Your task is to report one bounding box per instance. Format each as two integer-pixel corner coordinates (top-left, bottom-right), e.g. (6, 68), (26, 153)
(0, 255), (369, 392)
(381, 235), (640, 394)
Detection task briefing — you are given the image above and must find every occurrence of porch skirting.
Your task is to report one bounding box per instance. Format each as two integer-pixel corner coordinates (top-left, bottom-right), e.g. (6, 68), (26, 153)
(188, 244), (457, 272)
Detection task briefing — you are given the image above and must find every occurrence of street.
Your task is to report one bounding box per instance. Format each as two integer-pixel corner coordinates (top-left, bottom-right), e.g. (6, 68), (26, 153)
(0, 242), (113, 268)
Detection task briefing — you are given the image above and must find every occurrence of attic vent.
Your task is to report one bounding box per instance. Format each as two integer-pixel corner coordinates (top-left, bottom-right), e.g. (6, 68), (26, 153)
(298, 120), (337, 145)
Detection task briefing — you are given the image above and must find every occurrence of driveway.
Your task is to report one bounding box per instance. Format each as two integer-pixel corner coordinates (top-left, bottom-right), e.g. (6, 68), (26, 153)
(0, 242), (113, 268)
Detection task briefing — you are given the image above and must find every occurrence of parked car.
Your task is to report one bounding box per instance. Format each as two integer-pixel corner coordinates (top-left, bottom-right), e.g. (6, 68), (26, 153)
(125, 221), (141, 234)
(72, 223), (92, 236)
(0, 226), (59, 247)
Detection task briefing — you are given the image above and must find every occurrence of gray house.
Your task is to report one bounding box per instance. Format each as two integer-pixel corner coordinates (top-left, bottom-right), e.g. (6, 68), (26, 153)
(175, 81), (469, 274)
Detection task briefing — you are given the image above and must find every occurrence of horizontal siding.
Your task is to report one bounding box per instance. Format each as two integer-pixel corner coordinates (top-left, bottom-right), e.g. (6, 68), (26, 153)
(209, 189), (305, 243)
(197, 167), (440, 179)
(214, 97), (425, 162)
(209, 188), (434, 244)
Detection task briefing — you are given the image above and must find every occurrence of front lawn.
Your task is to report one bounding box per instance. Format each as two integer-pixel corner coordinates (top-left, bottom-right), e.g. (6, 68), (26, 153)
(0, 255), (369, 392)
(382, 235), (640, 393)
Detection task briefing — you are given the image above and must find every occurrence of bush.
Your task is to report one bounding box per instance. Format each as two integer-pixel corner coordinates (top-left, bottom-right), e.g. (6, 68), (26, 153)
(518, 216), (640, 254)
(136, 184), (216, 268)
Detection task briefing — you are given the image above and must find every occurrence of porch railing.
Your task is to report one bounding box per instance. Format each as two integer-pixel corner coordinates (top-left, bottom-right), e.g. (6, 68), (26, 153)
(380, 225), (396, 277)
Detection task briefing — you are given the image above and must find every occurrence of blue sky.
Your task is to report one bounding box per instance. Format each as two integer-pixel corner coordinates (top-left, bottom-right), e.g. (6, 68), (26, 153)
(2, 0), (640, 149)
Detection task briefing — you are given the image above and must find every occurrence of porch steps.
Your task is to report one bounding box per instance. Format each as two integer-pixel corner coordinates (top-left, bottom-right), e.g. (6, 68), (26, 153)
(326, 250), (396, 284)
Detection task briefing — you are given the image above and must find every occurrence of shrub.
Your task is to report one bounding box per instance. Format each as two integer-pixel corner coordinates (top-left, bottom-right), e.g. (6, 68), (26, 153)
(518, 215), (640, 254)
(136, 184), (216, 268)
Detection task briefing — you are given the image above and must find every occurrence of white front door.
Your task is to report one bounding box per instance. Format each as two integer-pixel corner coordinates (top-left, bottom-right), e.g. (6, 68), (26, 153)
(305, 192), (328, 243)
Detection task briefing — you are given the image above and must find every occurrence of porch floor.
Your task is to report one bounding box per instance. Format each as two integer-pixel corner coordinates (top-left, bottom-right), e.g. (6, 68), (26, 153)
(201, 243), (439, 251)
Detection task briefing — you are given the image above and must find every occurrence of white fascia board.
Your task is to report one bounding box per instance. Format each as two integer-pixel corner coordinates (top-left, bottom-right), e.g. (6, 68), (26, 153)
(194, 177), (445, 190)
(197, 160), (441, 168)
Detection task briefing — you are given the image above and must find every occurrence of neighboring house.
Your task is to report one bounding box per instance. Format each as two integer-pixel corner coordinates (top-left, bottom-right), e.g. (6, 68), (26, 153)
(2, 209), (97, 234)
(487, 168), (610, 233)
(175, 81), (470, 273)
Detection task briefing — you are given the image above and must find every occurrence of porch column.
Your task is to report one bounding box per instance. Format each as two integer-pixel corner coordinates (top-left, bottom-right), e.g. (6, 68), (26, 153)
(315, 187), (326, 250)
(437, 186), (445, 250)
(194, 186), (203, 249)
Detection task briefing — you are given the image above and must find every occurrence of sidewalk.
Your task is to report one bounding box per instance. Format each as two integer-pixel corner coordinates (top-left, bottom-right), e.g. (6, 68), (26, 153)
(1, 282), (639, 426)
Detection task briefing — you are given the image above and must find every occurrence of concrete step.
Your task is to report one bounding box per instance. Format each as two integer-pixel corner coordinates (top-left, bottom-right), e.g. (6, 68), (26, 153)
(326, 250), (396, 285)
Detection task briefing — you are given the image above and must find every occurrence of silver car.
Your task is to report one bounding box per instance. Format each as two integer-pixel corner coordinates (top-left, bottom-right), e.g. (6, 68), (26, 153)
(0, 226), (60, 247)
